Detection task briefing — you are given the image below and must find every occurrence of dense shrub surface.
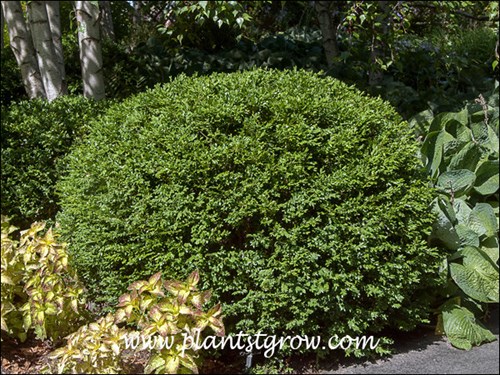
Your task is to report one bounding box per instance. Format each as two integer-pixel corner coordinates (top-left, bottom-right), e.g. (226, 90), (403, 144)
(58, 69), (442, 338)
(1, 96), (111, 227)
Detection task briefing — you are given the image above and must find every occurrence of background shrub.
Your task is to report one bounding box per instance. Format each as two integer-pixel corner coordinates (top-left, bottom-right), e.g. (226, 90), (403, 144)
(57, 69), (443, 341)
(1, 96), (112, 227)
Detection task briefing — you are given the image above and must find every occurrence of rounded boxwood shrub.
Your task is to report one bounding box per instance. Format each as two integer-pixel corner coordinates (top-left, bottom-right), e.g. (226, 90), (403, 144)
(1, 96), (111, 227)
(58, 69), (442, 339)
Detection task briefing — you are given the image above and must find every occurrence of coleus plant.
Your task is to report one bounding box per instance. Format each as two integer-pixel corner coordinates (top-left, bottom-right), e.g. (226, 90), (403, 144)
(45, 270), (224, 374)
(1, 216), (87, 343)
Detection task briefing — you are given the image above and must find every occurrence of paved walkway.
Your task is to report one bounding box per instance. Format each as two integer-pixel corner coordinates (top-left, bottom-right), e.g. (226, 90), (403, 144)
(317, 307), (499, 374)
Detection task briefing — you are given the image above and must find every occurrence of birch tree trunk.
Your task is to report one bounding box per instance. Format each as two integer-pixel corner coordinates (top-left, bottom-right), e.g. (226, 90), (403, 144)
(99, 1), (115, 41)
(315, 1), (341, 68)
(133, 1), (142, 26)
(27, 1), (64, 101)
(75, 1), (105, 100)
(1, 5), (4, 50)
(1, 1), (45, 99)
(46, 1), (67, 94)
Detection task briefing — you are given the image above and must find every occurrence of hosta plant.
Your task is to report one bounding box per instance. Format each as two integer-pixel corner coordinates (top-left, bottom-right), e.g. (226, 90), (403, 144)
(412, 82), (499, 349)
(1, 215), (87, 343)
(44, 271), (224, 374)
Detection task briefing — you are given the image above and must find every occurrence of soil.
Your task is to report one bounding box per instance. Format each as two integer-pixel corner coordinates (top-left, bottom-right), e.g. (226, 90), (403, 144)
(0, 334), (248, 374)
(1, 308), (498, 375)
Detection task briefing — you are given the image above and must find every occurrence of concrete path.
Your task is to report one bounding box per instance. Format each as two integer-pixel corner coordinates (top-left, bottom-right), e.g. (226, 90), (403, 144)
(316, 307), (499, 374)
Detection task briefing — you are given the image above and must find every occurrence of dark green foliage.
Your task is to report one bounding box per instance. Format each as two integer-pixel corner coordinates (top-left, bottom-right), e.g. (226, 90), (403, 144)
(1, 46), (27, 106)
(366, 27), (498, 119)
(105, 27), (326, 100)
(58, 69), (442, 341)
(1, 96), (112, 227)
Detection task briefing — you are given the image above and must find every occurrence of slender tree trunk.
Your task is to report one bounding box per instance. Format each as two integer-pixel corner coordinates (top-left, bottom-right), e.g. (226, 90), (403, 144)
(133, 1), (142, 25)
(99, 1), (115, 41)
(46, 1), (68, 94)
(75, 1), (105, 100)
(27, 1), (64, 102)
(1, 5), (4, 50)
(368, 1), (389, 86)
(1, 1), (45, 99)
(315, 1), (341, 68)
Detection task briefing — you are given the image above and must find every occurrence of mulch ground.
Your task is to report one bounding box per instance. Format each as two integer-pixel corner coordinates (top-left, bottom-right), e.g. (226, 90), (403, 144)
(0, 335), (251, 374)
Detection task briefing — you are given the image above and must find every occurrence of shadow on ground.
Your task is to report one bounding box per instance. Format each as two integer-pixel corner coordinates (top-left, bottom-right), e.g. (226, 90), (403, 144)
(311, 305), (499, 374)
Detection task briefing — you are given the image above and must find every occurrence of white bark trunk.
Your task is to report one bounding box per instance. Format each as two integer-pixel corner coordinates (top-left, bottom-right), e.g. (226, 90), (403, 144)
(133, 1), (142, 25)
(28, 1), (64, 101)
(315, 1), (339, 68)
(1, 5), (4, 50)
(46, 1), (67, 94)
(75, 1), (105, 100)
(1, 1), (45, 99)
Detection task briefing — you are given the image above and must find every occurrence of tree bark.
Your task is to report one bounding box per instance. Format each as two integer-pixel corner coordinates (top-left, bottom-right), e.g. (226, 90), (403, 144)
(368, 1), (389, 86)
(1, 1), (45, 99)
(75, 1), (105, 100)
(46, 1), (68, 94)
(99, 1), (115, 41)
(28, 1), (64, 102)
(133, 1), (142, 25)
(314, 1), (342, 68)
(1, 5), (4, 50)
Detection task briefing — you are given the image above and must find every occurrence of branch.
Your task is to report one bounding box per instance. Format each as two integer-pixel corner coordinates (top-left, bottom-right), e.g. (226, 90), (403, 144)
(413, 2), (494, 22)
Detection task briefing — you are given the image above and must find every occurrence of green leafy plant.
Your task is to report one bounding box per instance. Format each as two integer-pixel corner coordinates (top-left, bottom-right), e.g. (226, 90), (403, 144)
(0, 215), (87, 343)
(1, 216), (26, 340)
(58, 68), (443, 351)
(412, 81), (499, 349)
(44, 271), (224, 374)
(44, 313), (127, 374)
(0, 96), (112, 228)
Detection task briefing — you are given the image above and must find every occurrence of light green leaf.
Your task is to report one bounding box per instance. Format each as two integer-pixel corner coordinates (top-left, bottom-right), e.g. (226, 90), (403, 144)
(442, 304), (496, 350)
(455, 224), (480, 248)
(471, 122), (489, 145)
(484, 123), (499, 155)
(450, 247), (499, 303)
(481, 237), (499, 264)
(144, 354), (166, 374)
(436, 169), (476, 197)
(468, 203), (498, 237)
(431, 197), (460, 250)
(454, 199), (472, 225)
(448, 143), (482, 172)
(422, 130), (454, 179)
(474, 160), (499, 196)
